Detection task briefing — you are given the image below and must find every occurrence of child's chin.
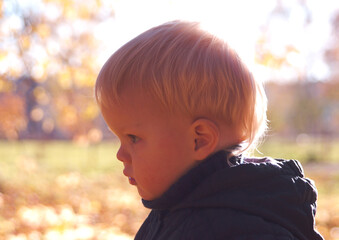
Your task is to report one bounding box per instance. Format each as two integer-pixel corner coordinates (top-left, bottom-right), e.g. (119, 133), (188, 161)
(138, 190), (155, 201)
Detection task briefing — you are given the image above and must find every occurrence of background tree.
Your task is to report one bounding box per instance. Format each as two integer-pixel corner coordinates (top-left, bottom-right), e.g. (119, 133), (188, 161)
(255, 0), (339, 139)
(325, 10), (339, 82)
(0, 0), (114, 140)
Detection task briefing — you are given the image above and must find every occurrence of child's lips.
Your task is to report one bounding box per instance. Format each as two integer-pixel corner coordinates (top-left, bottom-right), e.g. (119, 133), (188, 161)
(128, 176), (137, 185)
(123, 169), (137, 185)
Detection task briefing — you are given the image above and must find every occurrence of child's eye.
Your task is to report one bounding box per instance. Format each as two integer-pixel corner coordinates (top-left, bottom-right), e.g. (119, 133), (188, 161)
(127, 134), (140, 143)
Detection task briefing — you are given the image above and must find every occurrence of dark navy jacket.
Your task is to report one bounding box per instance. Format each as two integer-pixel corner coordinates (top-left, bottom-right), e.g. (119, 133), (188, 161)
(135, 151), (324, 240)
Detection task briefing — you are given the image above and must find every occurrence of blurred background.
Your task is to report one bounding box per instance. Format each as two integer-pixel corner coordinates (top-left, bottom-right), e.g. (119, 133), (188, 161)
(0, 0), (338, 239)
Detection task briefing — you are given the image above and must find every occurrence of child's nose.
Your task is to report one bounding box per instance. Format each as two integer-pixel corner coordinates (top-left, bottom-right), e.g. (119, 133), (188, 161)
(116, 146), (131, 163)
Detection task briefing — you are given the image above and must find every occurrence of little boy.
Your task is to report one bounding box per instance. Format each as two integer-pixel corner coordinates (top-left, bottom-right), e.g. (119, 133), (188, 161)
(95, 21), (323, 240)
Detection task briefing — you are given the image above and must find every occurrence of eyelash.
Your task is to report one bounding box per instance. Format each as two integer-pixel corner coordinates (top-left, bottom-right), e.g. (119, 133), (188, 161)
(127, 134), (140, 144)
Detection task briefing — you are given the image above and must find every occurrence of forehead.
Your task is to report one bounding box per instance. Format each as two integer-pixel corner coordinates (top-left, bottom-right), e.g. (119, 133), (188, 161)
(101, 87), (194, 136)
(117, 88), (164, 114)
(101, 89), (166, 130)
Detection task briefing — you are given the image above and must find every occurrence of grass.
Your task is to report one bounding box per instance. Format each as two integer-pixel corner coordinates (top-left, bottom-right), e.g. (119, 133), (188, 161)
(0, 139), (338, 240)
(255, 136), (339, 163)
(0, 140), (121, 176)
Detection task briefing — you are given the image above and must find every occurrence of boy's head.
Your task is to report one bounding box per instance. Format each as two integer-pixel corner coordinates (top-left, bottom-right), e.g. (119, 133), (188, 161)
(95, 20), (267, 200)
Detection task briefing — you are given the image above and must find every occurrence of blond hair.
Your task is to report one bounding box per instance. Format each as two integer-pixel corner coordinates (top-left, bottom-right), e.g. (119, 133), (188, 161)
(95, 20), (267, 154)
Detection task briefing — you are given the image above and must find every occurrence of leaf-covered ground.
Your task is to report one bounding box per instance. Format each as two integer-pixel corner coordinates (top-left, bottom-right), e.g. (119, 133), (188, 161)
(0, 141), (338, 240)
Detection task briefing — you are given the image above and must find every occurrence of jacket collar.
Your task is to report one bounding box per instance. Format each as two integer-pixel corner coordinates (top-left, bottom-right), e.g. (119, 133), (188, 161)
(142, 150), (238, 210)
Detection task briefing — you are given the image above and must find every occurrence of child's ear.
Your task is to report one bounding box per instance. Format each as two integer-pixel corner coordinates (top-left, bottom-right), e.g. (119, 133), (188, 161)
(191, 119), (220, 160)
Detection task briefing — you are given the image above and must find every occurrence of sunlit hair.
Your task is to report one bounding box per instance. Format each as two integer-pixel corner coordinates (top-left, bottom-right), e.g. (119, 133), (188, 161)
(95, 20), (267, 155)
